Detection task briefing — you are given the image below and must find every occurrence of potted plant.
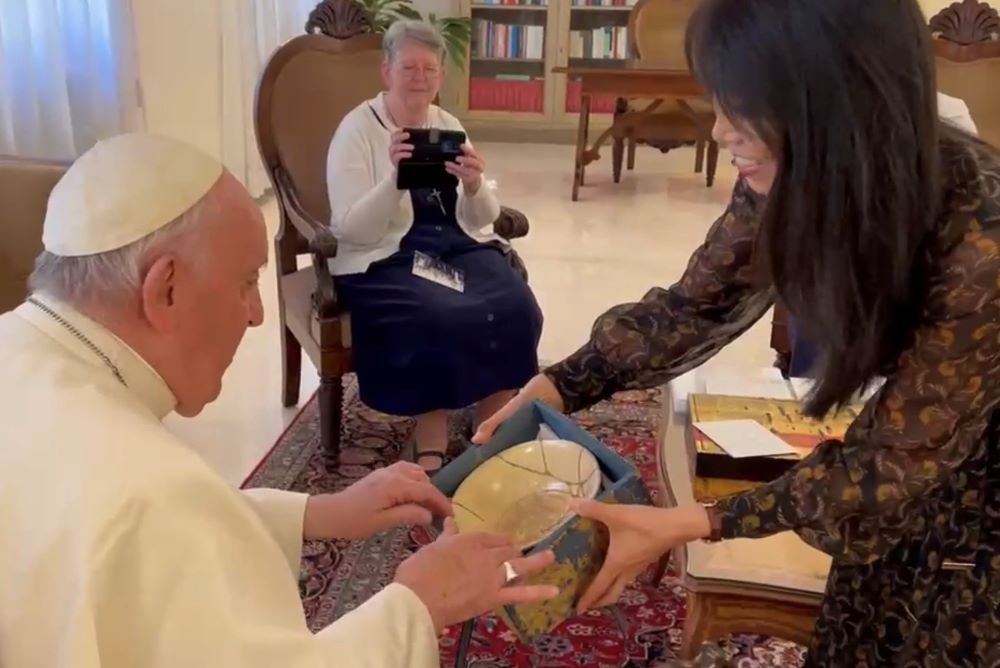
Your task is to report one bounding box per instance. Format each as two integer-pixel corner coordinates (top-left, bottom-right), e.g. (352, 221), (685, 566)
(354, 0), (471, 69)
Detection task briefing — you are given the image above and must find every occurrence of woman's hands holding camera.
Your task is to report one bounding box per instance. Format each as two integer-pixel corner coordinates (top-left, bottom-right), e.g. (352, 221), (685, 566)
(389, 130), (415, 171)
(390, 131), (485, 195)
(446, 144), (486, 195)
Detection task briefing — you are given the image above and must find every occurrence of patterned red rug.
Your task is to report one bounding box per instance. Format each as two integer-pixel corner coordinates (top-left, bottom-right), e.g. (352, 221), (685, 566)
(243, 377), (804, 667)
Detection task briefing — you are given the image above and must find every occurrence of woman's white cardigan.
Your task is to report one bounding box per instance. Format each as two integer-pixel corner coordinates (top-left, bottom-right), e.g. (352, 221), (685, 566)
(325, 92), (505, 276)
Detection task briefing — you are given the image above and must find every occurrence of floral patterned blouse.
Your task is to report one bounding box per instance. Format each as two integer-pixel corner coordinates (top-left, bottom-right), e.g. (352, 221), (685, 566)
(545, 136), (1000, 665)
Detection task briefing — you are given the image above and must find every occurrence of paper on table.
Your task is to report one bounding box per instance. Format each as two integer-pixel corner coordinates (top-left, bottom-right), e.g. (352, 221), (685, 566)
(693, 419), (798, 459)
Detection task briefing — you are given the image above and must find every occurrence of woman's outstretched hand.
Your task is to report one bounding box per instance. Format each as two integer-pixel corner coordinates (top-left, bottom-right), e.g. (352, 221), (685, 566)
(472, 373), (566, 445)
(571, 500), (712, 614)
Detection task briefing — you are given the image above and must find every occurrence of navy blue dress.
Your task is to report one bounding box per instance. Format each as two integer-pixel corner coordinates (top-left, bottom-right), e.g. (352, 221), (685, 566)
(787, 314), (820, 377)
(334, 184), (543, 416)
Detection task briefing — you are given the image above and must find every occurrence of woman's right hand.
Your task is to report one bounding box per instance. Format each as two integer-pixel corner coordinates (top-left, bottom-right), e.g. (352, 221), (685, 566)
(472, 373), (566, 444)
(389, 130), (414, 171)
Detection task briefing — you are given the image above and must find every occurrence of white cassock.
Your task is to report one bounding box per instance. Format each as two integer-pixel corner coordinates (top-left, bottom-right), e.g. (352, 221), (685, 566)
(0, 294), (439, 667)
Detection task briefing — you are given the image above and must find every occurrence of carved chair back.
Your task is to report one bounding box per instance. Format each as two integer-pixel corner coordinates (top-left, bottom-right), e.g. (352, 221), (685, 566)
(255, 1), (384, 230)
(931, 0), (1000, 147)
(628, 0), (700, 67)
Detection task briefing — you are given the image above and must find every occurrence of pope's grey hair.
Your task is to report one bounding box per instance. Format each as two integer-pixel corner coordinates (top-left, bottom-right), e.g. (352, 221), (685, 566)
(383, 19), (445, 64)
(27, 197), (211, 306)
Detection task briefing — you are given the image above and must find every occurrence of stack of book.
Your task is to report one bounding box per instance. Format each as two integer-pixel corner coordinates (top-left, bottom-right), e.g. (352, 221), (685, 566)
(568, 26), (629, 60)
(469, 78), (544, 112)
(471, 21), (546, 60)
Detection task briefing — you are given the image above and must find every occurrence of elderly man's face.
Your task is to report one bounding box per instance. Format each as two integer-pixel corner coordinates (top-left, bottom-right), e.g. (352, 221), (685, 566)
(157, 173), (267, 416)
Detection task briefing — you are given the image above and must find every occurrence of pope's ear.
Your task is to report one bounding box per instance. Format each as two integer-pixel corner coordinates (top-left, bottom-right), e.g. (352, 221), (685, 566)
(140, 254), (178, 331)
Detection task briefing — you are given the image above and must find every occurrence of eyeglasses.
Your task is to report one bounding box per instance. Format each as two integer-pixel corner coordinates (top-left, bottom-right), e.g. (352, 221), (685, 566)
(399, 63), (441, 79)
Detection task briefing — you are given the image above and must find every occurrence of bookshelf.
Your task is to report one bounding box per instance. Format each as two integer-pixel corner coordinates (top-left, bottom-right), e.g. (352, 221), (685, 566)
(449, 0), (637, 139)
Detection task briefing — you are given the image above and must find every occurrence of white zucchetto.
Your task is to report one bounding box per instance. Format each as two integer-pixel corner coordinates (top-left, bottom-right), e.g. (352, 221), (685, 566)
(42, 133), (224, 257)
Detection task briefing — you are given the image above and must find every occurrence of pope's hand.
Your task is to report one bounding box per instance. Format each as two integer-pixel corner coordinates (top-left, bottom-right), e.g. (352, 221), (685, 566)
(472, 373), (565, 445)
(571, 500), (711, 613)
(303, 462), (452, 540)
(394, 517), (560, 632)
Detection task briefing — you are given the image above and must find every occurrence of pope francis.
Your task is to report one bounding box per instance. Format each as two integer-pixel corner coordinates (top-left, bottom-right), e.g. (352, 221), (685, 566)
(0, 133), (557, 667)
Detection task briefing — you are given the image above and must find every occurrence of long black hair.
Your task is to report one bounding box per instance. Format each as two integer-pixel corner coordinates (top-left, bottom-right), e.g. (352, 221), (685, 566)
(686, 0), (943, 416)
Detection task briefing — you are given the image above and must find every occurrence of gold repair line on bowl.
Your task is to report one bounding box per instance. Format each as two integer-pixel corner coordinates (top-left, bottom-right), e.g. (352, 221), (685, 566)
(495, 451), (556, 479)
(540, 439), (551, 480)
(495, 439), (597, 489)
(452, 500), (485, 522)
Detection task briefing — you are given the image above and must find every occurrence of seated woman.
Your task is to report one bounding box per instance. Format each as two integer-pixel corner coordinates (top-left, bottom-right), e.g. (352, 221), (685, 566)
(477, 0), (1000, 664)
(325, 20), (542, 472)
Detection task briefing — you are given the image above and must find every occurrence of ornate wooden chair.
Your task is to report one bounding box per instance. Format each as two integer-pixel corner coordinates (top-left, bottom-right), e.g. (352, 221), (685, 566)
(0, 156), (70, 313)
(931, 0), (1000, 147)
(611, 0), (719, 187)
(254, 0), (532, 460)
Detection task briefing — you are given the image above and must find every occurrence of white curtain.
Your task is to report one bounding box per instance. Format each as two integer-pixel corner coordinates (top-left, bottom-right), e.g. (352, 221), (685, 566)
(218, 0), (317, 198)
(0, 0), (140, 160)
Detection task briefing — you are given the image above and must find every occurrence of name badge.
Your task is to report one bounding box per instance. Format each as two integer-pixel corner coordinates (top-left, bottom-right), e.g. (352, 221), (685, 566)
(413, 251), (465, 292)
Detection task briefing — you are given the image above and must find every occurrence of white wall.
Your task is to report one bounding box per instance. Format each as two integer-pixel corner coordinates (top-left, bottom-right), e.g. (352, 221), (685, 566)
(919, 0), (953, 18)
(132, 0), (223, 158)
(132, 0), (463, 165)
(414, 0), (459, 18)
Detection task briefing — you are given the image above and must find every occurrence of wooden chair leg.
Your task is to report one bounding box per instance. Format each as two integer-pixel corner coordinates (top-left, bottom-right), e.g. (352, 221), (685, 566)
(319, 375), (342, 460)
(694, 139), (706, 174)
(627, 137), (637, 170)
(706, 140), (720, 188)
(650, 552), (670, 585)
(281, 325), (301, 408)
(680, 591), (714, 660)
(612, 137), (625, 184)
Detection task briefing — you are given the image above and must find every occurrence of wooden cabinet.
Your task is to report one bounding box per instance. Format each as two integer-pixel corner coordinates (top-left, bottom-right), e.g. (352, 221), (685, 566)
(441, 0), (637, 139)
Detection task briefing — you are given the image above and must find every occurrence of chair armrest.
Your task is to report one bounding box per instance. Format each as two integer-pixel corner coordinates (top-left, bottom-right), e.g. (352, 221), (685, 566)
(274, 166), (339, 259)
(273, 167), (340, 319)
(493, 205), (530, 240)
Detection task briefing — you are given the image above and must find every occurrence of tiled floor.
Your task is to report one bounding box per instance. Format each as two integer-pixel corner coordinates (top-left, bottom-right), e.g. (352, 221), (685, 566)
(165, 142), (775, 485)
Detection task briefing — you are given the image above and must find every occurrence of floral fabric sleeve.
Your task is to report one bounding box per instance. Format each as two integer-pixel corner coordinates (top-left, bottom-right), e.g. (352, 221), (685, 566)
(544, 181), (773, 414)
(717, 217), (1000, 563)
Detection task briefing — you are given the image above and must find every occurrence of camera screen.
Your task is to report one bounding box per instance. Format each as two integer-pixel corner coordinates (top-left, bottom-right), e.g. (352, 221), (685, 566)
(440, 140), (462, 155)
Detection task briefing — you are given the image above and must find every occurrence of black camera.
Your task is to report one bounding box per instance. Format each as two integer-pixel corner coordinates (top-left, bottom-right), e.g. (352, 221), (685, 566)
(396, 128), (467, 190)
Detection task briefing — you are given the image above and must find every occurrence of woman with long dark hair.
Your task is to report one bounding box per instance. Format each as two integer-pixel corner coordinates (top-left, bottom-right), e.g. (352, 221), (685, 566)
(476, 0), (1000, 663)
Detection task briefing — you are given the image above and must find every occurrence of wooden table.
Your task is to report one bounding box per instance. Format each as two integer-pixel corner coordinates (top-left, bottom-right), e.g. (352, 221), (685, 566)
(552, 63), (705, 201)
(654, 379), (830, 658)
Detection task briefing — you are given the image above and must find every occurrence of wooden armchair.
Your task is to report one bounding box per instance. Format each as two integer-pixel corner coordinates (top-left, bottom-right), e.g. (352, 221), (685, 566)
(611, 0), (719, 187)
(254, 0), (532, 460)
(931, 0), (1000, 147)
(0, 156), (70, 314)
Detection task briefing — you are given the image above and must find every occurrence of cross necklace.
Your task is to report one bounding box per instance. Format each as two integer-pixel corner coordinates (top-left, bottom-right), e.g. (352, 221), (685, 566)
(27, 296), (128, 388)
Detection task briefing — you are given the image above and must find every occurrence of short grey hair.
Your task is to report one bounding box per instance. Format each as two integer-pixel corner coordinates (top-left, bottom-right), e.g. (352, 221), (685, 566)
(28, 196), (214, 306)
(383, 19), (445, 63)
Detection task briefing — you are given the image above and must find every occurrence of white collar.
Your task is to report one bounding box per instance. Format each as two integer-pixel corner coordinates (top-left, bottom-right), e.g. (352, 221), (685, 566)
(16, 293), (178, 421)
(373, 92), (438, 131)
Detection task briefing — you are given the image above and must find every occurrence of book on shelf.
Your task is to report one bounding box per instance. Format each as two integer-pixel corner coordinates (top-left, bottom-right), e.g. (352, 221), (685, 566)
(569, 26), (629, 60)
(570, 0), (634, 6)
(472, 0), (547, 5)
(472, 20), (546, 59)
(469, 78), (544, 112)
